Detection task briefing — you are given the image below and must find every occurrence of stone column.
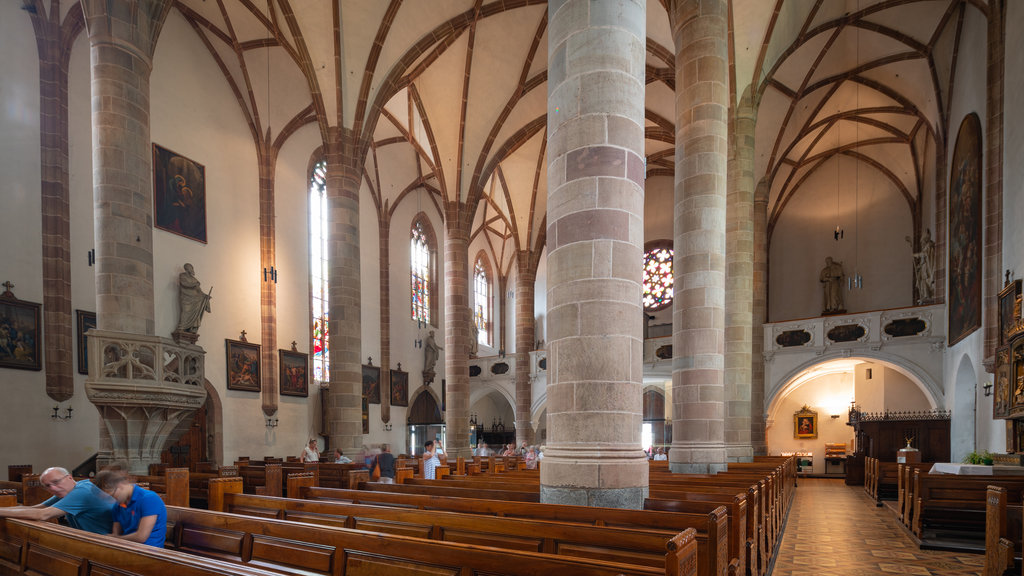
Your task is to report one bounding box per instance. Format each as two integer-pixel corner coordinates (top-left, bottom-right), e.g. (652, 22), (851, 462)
(543, 0), (647, 508)
(85, 0), (173, 334)
(725, 99), (755, 462)
(325, 129), (363, 455)
(983, 0), (1006, 370)
(514, 252), (537, 448)
(444, 224), (472, 459)
(258, 152), (278, 418)
(751, 178), (769, 455)
(669, 0), (729, 474)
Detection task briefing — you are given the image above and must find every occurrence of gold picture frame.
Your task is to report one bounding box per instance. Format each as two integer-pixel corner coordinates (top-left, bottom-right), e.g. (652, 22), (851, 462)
(794, 405), (818, 439)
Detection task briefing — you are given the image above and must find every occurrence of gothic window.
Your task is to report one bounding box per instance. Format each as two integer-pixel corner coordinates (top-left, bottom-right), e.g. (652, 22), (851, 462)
(310, 159), (329, 383)
(643, 243), (674, 311)
(474, 255), (492, 346)
(411, 215), (436, 325)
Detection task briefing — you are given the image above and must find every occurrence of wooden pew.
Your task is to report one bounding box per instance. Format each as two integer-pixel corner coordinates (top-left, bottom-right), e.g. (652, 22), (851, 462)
(294, 485), (732, 576)
(984, 485), (1018, 576)
(911, 469), (1024, 541)
(165, 505), (693, 576)
(0, 489), (17, 507)
(364, 480), (540, 501)
(214, 491), (683, 568)
(134, 467), (190, 507)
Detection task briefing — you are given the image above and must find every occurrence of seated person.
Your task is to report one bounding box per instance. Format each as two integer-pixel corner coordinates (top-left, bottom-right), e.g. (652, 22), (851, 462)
(0, 466), (113, 534)
(524, 447), (538, 469)
(333, 449), (352, 464)
(501, 443), (516, 457)
(94, 467), (167, 548)
(653, 447), (668, 461)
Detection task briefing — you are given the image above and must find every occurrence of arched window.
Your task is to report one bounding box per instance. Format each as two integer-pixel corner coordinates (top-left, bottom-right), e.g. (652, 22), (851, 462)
(642, 242), (674, 311)
(411, 215), (436, 325)
(310, 159), (329, 384)
(474, 255), (492, 346)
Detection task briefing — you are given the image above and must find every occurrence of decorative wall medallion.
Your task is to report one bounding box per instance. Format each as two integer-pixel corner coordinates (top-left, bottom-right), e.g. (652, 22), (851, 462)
(883, 317), (927, 338)
(655, 345), (673, 359)
(490, 362), (510, 375)
(775, 330), (811, 348)
(469, 365), (482, 377)
(827, 324), (865, 343)
(538, 357), (546, 370)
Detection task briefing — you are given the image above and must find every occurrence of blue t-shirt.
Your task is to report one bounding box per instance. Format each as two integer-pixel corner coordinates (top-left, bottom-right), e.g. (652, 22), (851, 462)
(111, 485), (167, 547)
(43, 479), (114, 535)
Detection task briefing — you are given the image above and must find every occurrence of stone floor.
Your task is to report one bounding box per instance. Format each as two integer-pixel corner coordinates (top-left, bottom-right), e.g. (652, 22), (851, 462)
(771, 477), (985, 576)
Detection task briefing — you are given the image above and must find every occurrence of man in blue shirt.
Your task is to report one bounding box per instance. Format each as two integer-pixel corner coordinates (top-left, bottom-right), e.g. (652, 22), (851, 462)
(94, 468), (167, 547)
(0, 466), (113, 534)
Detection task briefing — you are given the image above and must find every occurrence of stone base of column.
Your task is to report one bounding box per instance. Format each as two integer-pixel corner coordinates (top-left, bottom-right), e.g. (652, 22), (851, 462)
(540, 485), (648, 509)
(669, 444), (728, 474)
(752, 441), (768, 457)
(726, 444), (754, 463)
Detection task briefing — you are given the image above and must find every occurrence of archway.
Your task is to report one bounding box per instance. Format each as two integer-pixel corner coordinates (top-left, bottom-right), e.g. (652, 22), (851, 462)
(951, 354), (978, 462)
(408, 388), (444, 457)
(470, 387), (514, 451)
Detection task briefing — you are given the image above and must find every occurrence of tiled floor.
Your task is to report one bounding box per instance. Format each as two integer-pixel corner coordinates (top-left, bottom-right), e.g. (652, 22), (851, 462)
(771, 478), (984, 576)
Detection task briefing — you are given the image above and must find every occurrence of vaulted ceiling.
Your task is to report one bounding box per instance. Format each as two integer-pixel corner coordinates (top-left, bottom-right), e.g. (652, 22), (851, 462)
(170, 0), (989, 277)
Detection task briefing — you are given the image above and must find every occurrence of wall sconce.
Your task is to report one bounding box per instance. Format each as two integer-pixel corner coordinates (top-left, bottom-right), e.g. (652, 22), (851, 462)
(51, 405), (73, 421)
(414, 338), (422, 349)
(265, 416), (279, 428)
(263, 266), (278, 283)
(983, 382), (993, 397)
(383, 422), (393, 431)
(830, 414), (841, 420)
(87, 249), (95, 267)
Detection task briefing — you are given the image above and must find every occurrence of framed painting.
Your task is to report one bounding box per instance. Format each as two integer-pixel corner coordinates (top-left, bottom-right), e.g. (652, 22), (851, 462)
(794, 405), (818, 439)
(0, 291), (41, 371)
(225, 339), (260, 392)
(76, 310), (96, 375)
(362, 364), (381, 404)
(153, 143), (207, 243)
(390, 369), (408, 407)
(279, 349), (309, 397)
(948, 113), (983, 346)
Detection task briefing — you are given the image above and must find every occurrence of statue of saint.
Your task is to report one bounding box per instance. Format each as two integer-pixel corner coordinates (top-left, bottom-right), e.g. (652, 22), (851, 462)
(177, 263), (212, 334)
(906, 229), (935, 303)
(423, 330), (442, 374)
(469, 321), (480, 358)
(819, 257), (845, 314)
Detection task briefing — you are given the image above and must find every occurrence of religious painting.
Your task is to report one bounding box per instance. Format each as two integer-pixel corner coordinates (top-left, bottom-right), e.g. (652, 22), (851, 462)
(362, 364), (380, 404)
(390, 368), (408, 407)
(999, 280), (1021, 346)
(153, 143), (207, 243)
(76, 310), (96, 375)
(225, 339), (260, 392)
(794, 405), (818, 439)
(0, 290), (41, 371)
(947, 113), (983, 346)
(279, 349), (309, 397)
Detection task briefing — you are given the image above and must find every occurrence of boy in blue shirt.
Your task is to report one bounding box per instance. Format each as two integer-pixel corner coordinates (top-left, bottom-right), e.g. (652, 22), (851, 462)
(0, 466), (113, 534)
(94, 467), (167, 547)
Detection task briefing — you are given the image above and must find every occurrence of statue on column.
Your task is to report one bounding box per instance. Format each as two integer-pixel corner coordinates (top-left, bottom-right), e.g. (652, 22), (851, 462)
(905, 229), (935, 304)
(174, 263), (212, 344)
(469, 320), (480, 358)
(819, 257), (846, 315)
(422, 330), (442, 385)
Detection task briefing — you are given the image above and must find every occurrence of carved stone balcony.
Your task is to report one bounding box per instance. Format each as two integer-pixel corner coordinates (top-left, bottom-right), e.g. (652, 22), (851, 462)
(85, 329), (207, 473)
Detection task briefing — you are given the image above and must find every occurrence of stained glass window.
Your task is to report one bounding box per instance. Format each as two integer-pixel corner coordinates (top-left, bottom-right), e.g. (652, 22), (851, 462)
(474, 256), (491, 346)
(411, 218), (433, 325)
(642, 246), (673, 311)
(310, 159), (329, 383)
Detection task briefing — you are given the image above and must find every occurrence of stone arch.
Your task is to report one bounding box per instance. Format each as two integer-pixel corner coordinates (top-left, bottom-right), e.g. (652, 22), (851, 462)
(766, 350), (943, 416)
(950, 353), (978, 463)
(202, 379), (223, 467)
(408, 386), (442, 424)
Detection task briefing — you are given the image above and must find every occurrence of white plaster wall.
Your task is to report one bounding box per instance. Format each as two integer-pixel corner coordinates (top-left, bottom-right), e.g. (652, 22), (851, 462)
(471, 390), (515, 432)
(769, 154), (913, 321)
(942, 4), (989, 460)
(766, 373), (855, 472)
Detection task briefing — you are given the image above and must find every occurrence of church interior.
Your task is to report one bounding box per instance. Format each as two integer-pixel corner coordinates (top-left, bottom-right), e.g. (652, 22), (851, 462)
(2, 0), (1023, 572)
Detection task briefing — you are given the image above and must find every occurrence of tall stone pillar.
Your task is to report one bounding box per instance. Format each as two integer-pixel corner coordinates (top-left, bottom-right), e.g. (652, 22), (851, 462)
(668, 0), (729, 474)
(514, 252), (537, 448)
(325, 130), (363, 455)
(751, 178), (769, 456)
(543, 0), (647, 508)
(725, 100), (755, 462)
(444, 225), (472, 459)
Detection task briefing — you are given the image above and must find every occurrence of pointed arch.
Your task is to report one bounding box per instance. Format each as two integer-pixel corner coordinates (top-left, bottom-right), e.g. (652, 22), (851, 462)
(411, 212), (439, 326)
(473, 251), (493, 347)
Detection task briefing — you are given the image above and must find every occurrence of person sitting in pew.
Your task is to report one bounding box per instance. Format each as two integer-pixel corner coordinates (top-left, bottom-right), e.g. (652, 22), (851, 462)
(94, 467), (167, 548)
(332, 449), (352, 464)
(0, 466), (113, 534)
(654, 448), (668, 461)
(524, 447), (538, 469)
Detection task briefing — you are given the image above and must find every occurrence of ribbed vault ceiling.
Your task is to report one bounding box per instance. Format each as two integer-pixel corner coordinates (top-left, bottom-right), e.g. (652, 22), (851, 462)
(170, 0), (988, 277)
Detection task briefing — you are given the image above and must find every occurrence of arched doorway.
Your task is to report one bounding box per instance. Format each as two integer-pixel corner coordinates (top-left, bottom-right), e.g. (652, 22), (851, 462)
(470, 388), (515, 450)
(951, 354), (978, 462)
(643, 387), (668, 453)
(408, 388), (444, 457)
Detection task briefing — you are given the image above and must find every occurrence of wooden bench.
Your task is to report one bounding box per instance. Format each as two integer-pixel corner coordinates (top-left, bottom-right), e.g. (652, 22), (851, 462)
(292, 485), (733, 576)
(911, 470), (1024, 542)
(134, 467), (190, 507)
(984, 485), (1021, 576)
(165, 505), (694, 576)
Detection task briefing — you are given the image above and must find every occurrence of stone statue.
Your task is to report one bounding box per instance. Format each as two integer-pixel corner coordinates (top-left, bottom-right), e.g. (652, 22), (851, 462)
(819, 257), (845, 314)
(176, 263), (212, 335)
(906, 229), (935, 303)
(469, 321), (480, 358)
(423, 330), (442, 374)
